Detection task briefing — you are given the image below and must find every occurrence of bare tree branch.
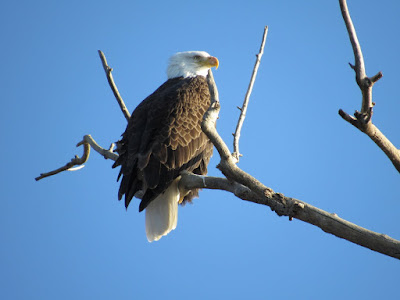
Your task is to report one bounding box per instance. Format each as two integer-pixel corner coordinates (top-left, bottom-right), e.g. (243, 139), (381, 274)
(37, 40), (400, 259)
(339, 0), (366, 90)
(35, 135), (117, 181)
(232, 26), (268, 162)
(202, 70), (400, 260)
(98, 50), (131, 122)
(180, 173), (400, 259)
(339, 0), (382, 115)
(37, 51), (127, 181)
(82, 134), (118, 161)
(35, 141), (90, 181)
(338, 0), (400, 173)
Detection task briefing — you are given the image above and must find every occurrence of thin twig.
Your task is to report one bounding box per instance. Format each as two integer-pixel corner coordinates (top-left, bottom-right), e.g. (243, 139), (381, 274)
(232, 26), (268, 162)
(35, 135), (118, 181)
(339, 0), (366, 85)
(98, 50), (131, 122)
(35, 140), (91, 181)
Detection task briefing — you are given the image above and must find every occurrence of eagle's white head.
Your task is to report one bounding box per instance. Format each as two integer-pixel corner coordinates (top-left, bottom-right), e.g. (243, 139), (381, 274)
(167, 51), (219, 79)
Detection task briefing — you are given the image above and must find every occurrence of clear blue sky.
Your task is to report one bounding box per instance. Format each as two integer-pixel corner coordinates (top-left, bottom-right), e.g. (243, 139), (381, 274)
(1, 0), (399, 299)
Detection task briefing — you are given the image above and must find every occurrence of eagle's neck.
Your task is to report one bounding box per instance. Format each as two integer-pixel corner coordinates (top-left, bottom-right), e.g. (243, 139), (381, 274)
(167, 63), (208, 79)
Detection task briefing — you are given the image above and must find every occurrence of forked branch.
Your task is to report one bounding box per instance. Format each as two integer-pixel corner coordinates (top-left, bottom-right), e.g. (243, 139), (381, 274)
(36, 51), (128, 181)
(338, 0), (400, 173)
(35, 135), (117, 181)
(36, 38), (400, 259)
(201, 70), (400, 260)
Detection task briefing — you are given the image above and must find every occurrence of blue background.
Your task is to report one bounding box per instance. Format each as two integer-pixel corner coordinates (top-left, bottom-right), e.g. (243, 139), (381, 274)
(2, 0), (399, 299)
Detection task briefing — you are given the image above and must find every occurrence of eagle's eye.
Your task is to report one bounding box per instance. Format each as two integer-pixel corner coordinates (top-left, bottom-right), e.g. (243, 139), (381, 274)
(193, 55), (202, 61)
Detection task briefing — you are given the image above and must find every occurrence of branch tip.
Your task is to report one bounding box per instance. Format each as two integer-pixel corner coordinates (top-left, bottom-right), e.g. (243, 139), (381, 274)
(232, 26), (268, 163)
(98, 50), (131, 122)
(36, 135), (119, 181)
(371, 71), (383, 83)
(338, 108), (358, 127)
(35, 139), (90, 181)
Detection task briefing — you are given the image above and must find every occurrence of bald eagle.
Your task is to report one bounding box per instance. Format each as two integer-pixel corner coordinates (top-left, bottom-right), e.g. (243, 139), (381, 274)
(113, 51), (219, 242)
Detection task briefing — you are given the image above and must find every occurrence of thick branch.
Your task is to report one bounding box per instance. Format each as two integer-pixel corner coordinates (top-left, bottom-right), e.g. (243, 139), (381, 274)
(203, 69), (400, 260)
(232, 26), (268, 162)
(180, 173), (400, 260)
(359, 122), (400, 173)
(98, 50), (131, 122)
(35, 135), (117, 181)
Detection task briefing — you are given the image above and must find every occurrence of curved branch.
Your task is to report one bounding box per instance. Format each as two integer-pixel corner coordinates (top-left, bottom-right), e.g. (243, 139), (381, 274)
(35, 135), (117, 181)
(339, 0), (366, 84)
(232, 26), (268, 162)
(203, 68), (400, 260)
(204, 70), (233, 163)
(35, 139), (90, 181)
(82, 134), (118, 161)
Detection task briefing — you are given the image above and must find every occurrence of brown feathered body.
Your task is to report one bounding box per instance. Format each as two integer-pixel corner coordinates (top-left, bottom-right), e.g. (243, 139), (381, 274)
(113, 75), (213, 213)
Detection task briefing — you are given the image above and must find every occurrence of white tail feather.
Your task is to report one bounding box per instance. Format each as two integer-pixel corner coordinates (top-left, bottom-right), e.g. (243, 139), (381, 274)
(145, 179), (180, 242)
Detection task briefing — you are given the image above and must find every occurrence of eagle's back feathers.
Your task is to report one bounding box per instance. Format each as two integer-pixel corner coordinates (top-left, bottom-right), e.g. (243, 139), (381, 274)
(112, 76), (213, 213)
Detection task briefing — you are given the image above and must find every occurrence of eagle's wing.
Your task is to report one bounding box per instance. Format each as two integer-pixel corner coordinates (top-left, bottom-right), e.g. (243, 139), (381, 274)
(113, 76), (213, 211)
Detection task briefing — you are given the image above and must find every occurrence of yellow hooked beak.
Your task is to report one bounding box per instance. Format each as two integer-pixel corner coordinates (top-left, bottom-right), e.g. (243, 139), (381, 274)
(204, 56), (219, 69)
